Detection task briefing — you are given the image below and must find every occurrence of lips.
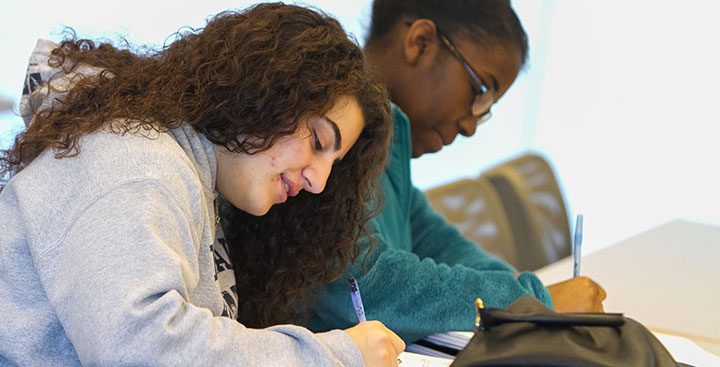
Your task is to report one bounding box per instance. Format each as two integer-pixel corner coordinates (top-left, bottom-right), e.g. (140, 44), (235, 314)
(428, 131), (444, 152)
(436, 127), (460, 146)
(443, 133), (457, 146)
(281, 174), (300, 197)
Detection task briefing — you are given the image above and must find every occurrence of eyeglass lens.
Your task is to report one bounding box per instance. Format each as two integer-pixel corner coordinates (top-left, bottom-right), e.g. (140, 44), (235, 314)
(472, 92), (494, 120)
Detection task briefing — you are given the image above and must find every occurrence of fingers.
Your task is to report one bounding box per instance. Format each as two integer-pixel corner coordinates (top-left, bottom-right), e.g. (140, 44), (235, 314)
(377, 321), (404, 367)
(547, 276), (607, 313)
(591, 282), (606, 312)
(344, 320), (404, 367)
(596, 283), (607, 301)
(386, 343), (400, 367)
(390, 329), (406, 355)
(583, 277), (607, 307)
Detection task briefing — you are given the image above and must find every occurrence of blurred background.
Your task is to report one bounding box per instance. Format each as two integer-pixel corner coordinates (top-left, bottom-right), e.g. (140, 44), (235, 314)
(1, 0), (718, 255)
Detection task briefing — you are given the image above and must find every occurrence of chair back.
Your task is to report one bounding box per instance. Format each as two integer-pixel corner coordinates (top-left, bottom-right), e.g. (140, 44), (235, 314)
(425, 153), (571, 271)
(425, 177), (519, 267)
(482, 153), (571, 271)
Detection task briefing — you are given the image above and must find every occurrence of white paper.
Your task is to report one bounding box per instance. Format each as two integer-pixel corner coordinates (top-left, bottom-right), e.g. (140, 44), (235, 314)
(398, 351), (453, 367)
(652, 331), (720, 366)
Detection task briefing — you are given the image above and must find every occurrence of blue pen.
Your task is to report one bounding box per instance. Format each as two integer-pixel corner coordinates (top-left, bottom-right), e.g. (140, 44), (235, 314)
(573, 214), (584, 278)
(348, 277), (367, 323)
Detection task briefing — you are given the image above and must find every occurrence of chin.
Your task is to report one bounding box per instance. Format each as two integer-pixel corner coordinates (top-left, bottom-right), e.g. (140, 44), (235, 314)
(412, 146), (440, 158)
(246, 203), (272, 217)
(411, 146), (426, 158)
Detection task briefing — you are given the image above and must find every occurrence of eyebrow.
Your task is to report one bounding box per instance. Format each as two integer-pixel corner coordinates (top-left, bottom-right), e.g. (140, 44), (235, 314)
(323, 116), (342, 152)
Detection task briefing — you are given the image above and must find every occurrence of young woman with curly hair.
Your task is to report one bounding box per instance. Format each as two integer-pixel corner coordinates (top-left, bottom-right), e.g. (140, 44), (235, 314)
(0, 3), (404, 366)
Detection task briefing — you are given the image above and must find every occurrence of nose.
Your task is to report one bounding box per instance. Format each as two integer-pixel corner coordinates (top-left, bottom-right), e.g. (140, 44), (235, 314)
(458, 116), (479, 137)
(301, 156), (333, 194)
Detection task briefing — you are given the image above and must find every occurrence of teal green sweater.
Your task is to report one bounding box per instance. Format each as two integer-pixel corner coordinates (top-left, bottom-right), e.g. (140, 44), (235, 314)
(305, 104), (553, 343)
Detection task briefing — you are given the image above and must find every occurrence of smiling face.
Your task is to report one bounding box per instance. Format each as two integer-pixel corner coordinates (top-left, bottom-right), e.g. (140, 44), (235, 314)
(377, 20), (523, 158)
(214, 95), (364, 216)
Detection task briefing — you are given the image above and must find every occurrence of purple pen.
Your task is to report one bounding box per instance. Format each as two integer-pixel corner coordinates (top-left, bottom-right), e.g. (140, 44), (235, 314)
(348, 277), (367, 323)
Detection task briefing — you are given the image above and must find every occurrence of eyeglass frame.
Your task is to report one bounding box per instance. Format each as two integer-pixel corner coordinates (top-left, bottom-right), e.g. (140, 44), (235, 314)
(435, 28), (496, 125)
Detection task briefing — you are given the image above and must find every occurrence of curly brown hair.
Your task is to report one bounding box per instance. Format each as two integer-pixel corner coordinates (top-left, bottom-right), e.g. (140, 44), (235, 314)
(2, 3), (390, 177)
(1, 3), (391, 326)
(215, 4), (392, 326)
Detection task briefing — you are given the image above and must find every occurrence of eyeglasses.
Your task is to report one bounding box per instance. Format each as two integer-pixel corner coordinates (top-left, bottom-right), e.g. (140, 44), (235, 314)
(436, 29), (496, 125)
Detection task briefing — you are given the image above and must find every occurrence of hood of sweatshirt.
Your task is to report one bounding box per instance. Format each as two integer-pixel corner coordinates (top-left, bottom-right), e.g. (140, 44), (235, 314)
(19, 38), (217, 199)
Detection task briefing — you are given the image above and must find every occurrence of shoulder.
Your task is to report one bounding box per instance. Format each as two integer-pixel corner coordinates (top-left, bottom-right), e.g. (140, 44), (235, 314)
(55, 128), (200, 194)
(7, 127), (208, 251)
(13, 127), (205, 219)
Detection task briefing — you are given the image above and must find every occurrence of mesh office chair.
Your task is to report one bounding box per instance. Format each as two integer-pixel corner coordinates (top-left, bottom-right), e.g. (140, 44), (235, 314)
(425, 177), (520, 267)
(425, 153), (571, 271)
(482, 153), (571, 271)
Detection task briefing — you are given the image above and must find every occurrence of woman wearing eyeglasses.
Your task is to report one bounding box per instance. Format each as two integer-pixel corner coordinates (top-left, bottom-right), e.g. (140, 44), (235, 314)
(296, 0), (607, 344)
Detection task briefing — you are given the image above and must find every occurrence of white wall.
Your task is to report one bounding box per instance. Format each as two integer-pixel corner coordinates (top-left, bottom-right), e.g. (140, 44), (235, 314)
(534, 0), (720, 253)
(413, 0), (720, 254)
(2, 1), (718, 256)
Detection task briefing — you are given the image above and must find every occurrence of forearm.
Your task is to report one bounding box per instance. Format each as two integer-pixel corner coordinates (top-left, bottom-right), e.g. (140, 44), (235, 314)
(62, 289), (359, 366)
(306, 240), (551, 343)
(39, 182), (362, 366)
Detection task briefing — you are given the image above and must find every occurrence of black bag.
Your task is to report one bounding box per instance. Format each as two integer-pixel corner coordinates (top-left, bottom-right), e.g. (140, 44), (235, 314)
(450, 295), (683, 367)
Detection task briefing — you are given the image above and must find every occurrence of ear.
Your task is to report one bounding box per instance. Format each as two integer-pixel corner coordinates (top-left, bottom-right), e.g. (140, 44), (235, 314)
(403, 19), (441, 67)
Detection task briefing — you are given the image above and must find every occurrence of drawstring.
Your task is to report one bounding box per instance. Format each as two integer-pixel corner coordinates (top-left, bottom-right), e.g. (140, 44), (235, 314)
(214, 198), (220, 233)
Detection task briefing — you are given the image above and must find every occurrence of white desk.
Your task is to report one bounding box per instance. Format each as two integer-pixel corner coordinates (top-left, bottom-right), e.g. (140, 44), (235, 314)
(534, 219), (720, 356)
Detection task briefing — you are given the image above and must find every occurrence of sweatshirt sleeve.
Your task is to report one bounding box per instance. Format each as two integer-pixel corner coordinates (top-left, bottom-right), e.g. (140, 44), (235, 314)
(406, 178), (553, 307)
(32, 179), (363, 367)
(305, 227), (552, 344)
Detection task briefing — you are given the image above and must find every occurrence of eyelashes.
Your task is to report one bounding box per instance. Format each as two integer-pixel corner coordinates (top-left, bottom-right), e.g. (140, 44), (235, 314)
(312, 130), (323, 151)
(312, 128), (340, 165)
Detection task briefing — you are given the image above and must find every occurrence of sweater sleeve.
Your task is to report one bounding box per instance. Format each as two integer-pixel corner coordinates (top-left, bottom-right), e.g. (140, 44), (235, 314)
(32, 179), (363, 367)
(305, 227), (552, 344)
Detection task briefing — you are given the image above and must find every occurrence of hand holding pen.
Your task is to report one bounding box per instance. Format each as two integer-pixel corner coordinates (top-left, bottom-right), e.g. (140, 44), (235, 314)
(343, 277), (405, 367)
(546, 214), (607, 313)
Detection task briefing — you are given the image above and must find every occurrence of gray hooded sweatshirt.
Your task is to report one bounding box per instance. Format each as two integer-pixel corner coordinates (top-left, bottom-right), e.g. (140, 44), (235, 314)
(0, 39), (363, 367)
